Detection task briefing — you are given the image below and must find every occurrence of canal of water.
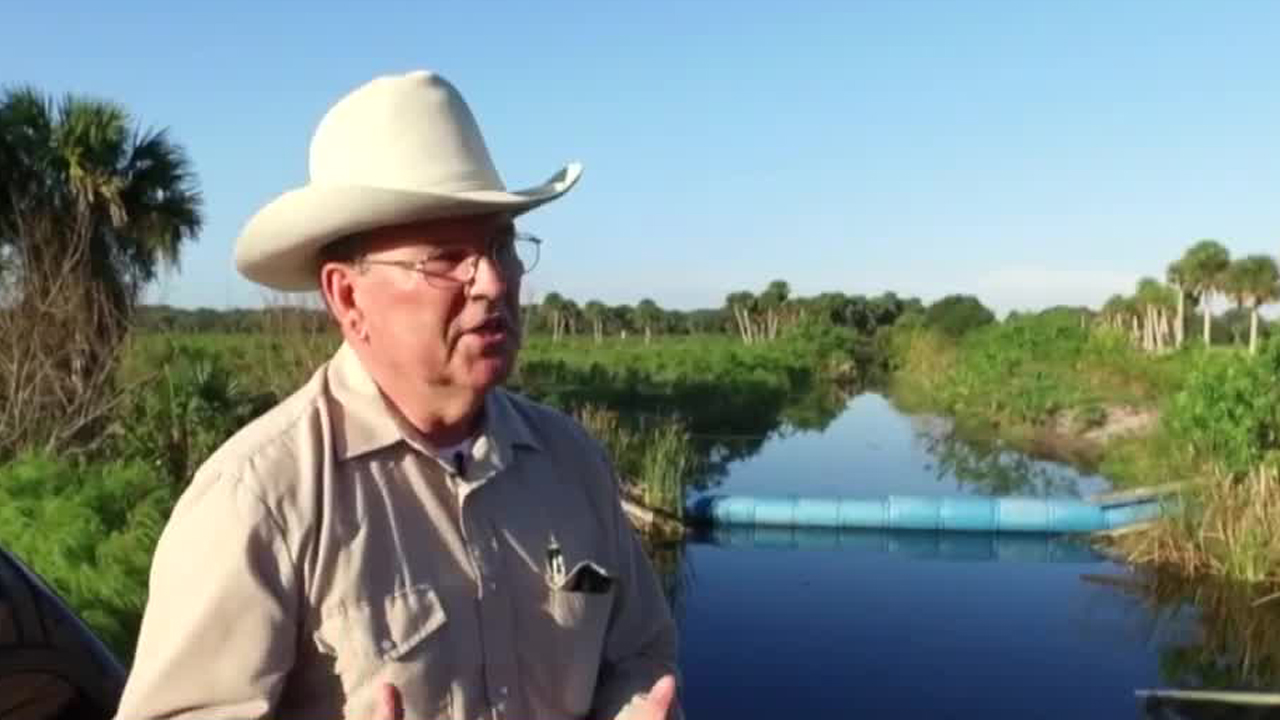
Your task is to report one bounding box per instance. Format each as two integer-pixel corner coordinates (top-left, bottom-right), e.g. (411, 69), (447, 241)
(669, 393), (1279, 719)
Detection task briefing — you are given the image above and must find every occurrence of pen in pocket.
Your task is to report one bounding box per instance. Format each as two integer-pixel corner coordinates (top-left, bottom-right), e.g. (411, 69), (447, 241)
(545, 536), (565, 585)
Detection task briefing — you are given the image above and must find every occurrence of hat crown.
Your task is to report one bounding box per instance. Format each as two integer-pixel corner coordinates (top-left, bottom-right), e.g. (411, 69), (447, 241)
(308, 70), (506, 194)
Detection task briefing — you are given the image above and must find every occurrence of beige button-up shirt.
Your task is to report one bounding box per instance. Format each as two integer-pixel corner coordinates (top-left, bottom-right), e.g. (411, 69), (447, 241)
(114, 343), (681, 720)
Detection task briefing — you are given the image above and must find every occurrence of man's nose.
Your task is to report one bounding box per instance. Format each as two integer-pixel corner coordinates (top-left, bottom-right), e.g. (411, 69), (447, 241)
(465, 252), (509, 298)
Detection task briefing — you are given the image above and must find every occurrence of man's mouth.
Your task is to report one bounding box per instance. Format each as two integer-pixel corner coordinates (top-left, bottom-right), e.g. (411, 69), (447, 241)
(466, 315), (509, 340)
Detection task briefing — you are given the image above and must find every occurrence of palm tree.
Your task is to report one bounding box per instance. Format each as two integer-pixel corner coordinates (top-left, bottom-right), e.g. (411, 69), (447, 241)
(1100, 294), (1129, 333)
(609, 303), (633, 339)
(636, 298), (661, 345)
(0, 87), (202, 330)
(1, 88), (202, 424)
(1105, 294), (1144, 345)
(758, 279), (791, 340)
(1134, 278), (1176, 352)
(1177, 240), (1230, 347)
(724, 291), (757, 344)
(541, 292), (567, 341)
(1166, 258), (1189, 348)
(562, 299), (581, 337)
(1220, 262), (1251, 344)
(1221, 255), (1280, 354)
(583, 300), (607, 344)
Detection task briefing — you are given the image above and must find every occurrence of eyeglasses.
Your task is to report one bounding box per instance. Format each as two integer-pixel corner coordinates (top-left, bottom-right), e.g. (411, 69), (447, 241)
(358, 232), (542, 289)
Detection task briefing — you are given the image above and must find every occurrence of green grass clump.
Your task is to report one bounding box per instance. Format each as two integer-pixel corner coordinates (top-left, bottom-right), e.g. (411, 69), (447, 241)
(1119, 464), (1280, 586)
(575, 405), (694, 519)
(0, 454), (176, 662)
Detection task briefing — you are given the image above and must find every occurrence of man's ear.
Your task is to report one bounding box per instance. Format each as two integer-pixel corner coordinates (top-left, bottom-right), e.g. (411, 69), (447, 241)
(319, 262), (366, 340)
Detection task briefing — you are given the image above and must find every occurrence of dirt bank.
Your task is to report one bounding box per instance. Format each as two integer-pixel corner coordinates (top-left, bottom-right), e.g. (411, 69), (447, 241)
(1000, 404), (1160, 471)
(1052, 404), (1159, 444)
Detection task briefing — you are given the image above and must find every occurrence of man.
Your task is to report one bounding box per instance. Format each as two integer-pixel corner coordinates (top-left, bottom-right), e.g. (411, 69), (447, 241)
(114, 70), (681, 720)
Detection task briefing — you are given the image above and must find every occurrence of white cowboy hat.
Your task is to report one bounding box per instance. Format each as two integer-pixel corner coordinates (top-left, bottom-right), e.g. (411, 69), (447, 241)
(234, 69), (583, 291)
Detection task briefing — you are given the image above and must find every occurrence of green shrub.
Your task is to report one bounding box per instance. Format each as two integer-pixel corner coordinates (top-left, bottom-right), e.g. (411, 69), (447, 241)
(937, 312), (1091, 424)
(108, 346), (277, 486)
(0, 455), (175, 661)
(923, 294), (996, 338)
(1164, 340), (1280, 479)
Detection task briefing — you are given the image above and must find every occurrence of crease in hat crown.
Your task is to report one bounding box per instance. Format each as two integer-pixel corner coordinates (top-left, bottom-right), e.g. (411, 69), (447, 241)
(233, 68), (583, 292)
(308, 70), (506, 195)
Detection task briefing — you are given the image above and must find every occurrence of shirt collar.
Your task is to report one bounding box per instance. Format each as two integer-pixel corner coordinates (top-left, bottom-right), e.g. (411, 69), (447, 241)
(326, 342), (542, 465)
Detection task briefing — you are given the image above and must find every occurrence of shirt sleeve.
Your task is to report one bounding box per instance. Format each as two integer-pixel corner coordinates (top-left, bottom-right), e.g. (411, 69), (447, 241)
(113, 471), (298, 720)
(591, 472), (685, 720)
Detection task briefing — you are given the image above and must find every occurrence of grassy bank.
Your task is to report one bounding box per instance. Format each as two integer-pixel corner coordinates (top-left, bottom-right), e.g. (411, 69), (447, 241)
(887, 309), (1280, 587)
(887, 309), (1194, 487)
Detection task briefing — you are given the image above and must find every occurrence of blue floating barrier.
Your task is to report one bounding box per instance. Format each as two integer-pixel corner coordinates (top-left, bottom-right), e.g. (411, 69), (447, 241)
(687, 493), (1159, 535)
(939, 497), (999, 532)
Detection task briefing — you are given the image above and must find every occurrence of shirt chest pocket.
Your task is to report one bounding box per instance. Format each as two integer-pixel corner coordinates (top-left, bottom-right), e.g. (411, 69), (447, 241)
(537, 541), (618, 715)
(314, 585), (452, 718)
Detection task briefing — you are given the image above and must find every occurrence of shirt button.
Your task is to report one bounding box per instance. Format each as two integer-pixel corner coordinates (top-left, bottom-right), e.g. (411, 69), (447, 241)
(380, 639), (395, 651)
(500, 686), (509, 696)
(488, 581), (498, 592)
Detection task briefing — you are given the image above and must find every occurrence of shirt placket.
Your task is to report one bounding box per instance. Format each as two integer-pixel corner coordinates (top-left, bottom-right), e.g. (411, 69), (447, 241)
(452, 469), (520, 720)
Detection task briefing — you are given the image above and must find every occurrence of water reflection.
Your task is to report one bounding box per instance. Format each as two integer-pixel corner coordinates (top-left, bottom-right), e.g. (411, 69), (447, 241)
(641, 538), (692, 622)
(709, 391), (1111, 499)
(514, 359), (857, 494)
(691, 526), (1103, 564)
(775, 381), (855, 434)
(689, 381), (856, 492)
(915, 421), (1103, 498)
(1084, 570), (1280, 692)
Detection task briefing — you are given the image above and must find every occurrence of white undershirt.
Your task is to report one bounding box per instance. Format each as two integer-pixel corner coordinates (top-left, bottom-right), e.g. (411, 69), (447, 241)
(429, 436), (476, 478)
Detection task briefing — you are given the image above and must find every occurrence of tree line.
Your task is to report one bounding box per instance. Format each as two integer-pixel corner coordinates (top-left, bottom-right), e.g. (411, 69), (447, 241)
(529, 282), (934, 344)
(134, 284), (950, 345)
(1101, 240), (1279, 354)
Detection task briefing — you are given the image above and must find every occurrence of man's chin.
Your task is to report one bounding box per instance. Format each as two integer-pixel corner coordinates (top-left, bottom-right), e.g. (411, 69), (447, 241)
(463, 355), (513, 391)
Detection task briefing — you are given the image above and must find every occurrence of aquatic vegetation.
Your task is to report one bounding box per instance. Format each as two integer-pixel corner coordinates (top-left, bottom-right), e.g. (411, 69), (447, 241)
(575, 405), (694, 519)
(1086, 568), (1280, 691)
(1115, 466), (1280, 586)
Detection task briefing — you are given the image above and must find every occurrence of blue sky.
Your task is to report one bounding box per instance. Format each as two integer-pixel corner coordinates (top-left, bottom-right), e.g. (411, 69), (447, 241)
(5, 0), (1280, 315)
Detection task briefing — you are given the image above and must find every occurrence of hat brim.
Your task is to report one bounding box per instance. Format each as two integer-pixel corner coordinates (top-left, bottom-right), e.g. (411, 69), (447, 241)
(234, 162), (582, 291)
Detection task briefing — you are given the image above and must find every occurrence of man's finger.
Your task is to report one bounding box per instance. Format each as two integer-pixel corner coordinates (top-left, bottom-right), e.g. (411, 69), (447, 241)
(374, 682), (404, 720)
(639, 675), (677, 719)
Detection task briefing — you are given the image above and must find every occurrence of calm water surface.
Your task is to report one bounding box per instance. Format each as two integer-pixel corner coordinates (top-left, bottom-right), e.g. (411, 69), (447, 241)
(705, 392), (1111, 499)
(669, 393), (1274, 719)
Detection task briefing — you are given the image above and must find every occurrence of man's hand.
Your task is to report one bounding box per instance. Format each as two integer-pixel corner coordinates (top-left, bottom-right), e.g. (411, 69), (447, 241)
(373, 682), (404, 720)
(370, 675), (677, 719)
(631, 675), (677, 720)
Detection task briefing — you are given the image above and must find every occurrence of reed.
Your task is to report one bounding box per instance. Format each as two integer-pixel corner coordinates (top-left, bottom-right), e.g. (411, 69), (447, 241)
(1115, 464), (1280, 585)
(636, 422), (693, 520)
(574, 405), (694, 520)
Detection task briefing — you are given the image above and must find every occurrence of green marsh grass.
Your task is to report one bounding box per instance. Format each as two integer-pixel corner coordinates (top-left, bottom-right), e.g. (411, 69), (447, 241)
(575, 405), (695, 519)
(1118, 466), (1280, 586)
